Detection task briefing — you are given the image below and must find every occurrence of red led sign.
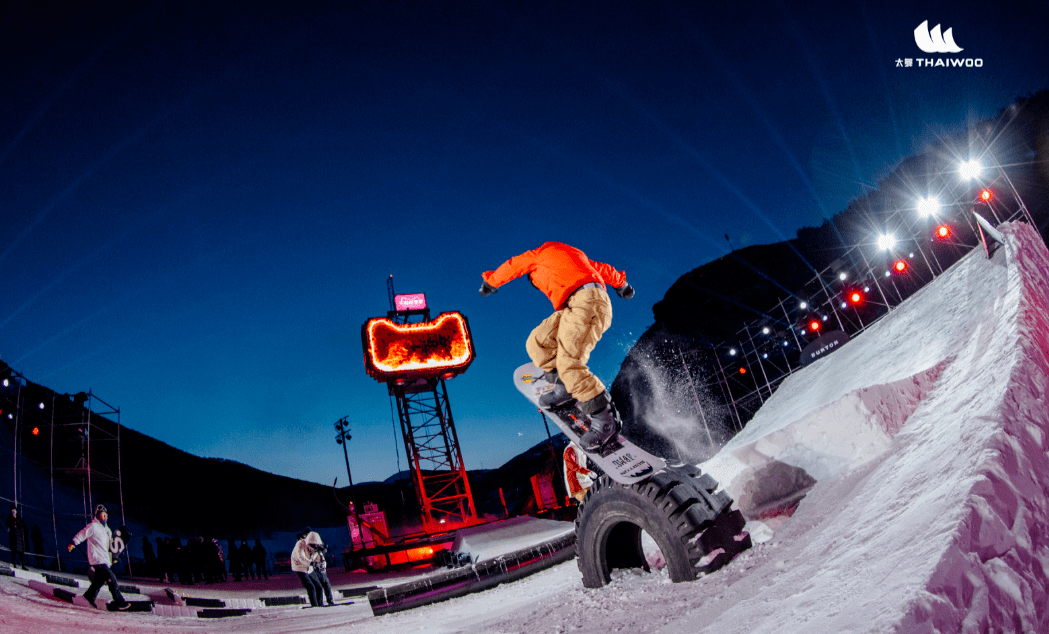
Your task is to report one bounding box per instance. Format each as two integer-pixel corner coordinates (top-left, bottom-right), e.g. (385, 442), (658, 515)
(362, 312), (475, 383)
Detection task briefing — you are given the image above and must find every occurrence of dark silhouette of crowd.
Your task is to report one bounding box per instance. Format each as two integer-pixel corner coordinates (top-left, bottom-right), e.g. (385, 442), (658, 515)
(149, 535), (268, 585)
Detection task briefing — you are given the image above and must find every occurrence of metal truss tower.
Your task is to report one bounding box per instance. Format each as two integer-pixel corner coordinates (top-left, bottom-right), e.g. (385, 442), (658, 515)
(366, 277), (477, 531)
(390, 377), (476, 529)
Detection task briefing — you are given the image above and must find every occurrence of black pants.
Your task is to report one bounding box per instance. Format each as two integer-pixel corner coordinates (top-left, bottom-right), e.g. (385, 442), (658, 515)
(85, 564), (125, 604)
(295, 571), (322, 606)
(8, 540), (28, 569)
(312, 569), (334, 605)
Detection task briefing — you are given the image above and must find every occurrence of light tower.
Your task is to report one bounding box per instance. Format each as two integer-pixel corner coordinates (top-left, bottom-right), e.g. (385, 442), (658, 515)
(362, 286), (478, 532)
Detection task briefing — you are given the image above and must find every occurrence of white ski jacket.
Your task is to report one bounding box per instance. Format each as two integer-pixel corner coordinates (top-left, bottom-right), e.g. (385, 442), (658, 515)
(72, 519), (112, 567)
(291, 537), (313, 573)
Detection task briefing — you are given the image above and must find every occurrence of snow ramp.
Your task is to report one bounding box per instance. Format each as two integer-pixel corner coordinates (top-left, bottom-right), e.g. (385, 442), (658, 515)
(700, 222), (1049, 633)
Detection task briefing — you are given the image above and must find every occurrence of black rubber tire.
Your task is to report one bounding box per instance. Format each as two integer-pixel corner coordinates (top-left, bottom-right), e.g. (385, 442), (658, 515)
(575, 469), (739, 588)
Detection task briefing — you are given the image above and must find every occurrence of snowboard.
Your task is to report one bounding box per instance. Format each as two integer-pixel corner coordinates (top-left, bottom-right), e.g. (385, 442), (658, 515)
(513, 362), (666, 485)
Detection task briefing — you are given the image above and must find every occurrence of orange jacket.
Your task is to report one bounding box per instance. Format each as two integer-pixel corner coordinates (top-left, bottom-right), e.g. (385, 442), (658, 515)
(483, 242), (627, 310)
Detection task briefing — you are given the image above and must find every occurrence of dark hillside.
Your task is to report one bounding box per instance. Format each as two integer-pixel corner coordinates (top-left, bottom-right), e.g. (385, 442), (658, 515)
(613, 90), (1049, 462)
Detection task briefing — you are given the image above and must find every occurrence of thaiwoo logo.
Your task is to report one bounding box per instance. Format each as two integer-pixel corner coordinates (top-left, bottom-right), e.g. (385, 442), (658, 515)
(895, 20), (982, 68)
(914, 20), (963, 53)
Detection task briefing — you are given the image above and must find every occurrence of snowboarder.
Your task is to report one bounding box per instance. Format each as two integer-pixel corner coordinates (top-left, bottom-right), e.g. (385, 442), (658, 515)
(481, 242), (634, 450)
(68, 505), (130, 610)
(563, 442), (597, 502)
(6, 504), (28, 570)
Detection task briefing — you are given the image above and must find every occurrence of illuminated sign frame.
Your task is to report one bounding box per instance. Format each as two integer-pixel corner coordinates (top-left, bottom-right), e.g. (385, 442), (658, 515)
(362, 311), (475, 383)
(394, 293), (427, 312)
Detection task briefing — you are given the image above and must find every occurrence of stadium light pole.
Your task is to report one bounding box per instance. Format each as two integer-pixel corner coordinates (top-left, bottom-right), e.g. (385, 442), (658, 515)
(334, 417), (361, 549)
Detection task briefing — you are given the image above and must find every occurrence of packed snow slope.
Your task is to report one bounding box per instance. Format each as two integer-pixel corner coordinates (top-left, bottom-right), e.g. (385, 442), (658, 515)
(701, 221), (1049, 632)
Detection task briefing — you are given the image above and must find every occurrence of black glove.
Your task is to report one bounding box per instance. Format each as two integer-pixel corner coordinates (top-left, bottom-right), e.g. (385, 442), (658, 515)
(615, 282), (634, 299)
(479, 281), (497, 297)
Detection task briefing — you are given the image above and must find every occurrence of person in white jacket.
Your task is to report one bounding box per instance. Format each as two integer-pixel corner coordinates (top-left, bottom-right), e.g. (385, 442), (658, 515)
(68, 505), (129, 610)
(308, 532), (335, 607)
(290, 529), (322, 607)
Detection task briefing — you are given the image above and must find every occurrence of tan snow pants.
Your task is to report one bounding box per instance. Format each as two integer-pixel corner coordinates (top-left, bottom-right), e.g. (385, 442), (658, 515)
(526, 286), (613, 403)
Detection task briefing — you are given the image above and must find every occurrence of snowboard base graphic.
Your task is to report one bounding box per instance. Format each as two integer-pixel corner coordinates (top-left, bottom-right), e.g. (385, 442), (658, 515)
(514, 362), (667, 485)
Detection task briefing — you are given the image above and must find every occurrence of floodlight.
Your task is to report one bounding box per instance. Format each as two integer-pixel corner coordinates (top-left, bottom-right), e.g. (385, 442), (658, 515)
(917, 196), (941, 218)
(728, 348), (737, 356)
(876, 233), (898, 251)
(762, 327), (770, 335)
(838, 272), (848, 281)
(799, 301), (808, 309)
(959, 159), (982, 181)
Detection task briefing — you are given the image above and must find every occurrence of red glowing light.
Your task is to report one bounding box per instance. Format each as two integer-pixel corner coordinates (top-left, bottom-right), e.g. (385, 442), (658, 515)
(894, 260), (908, 273)
(936, 225), (951, 239)
(849, 291), (863, 305)
(31, 427), (40, 436)
(738, 367), (747, 374)
(809, 320), (821, 332)
(980, 189), (992, 202)
(362, 312), (475, 383)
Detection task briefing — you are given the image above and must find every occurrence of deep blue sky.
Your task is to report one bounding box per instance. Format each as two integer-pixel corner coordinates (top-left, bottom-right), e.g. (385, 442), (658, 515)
(3, 1), (1046, 485)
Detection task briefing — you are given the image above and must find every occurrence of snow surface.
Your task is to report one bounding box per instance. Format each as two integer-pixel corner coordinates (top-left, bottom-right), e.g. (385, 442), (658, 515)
(2, 222), (1048, 633)
(452, 515), (575, 562)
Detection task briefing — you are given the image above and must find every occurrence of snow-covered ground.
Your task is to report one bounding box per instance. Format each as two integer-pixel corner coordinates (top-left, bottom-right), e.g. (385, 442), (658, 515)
(3, 222), (1048, 633)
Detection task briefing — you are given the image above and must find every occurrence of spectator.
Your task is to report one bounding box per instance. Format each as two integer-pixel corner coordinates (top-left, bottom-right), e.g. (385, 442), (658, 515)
(309, 533), (335, 607)
(6, 504), (28, 570)
(175, 538), (193, 585)
(68, 505), (129, 610)
(190, 537), (206, 584)
(239, 540), (254, 580)
(211, 538), (226, 582)
(30, 524), (45, 569)
(142, 536), (157, 579)
(227, 538), (241, 581)
(252, 539), (268, 580)
(291, 530), (322, 607)
(157, 537), (170, 583)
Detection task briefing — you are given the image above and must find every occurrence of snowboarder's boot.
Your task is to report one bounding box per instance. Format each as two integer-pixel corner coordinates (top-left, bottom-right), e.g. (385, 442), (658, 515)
(538, 370), (573, 408)
(578, 391), (620, 451)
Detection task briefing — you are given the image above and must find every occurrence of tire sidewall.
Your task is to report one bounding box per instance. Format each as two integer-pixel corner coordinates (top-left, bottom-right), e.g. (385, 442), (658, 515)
(576, 479), (696, 586)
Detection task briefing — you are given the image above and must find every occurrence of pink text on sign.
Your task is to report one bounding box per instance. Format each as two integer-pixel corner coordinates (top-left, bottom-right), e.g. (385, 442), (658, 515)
(395, 293), (427, 311)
